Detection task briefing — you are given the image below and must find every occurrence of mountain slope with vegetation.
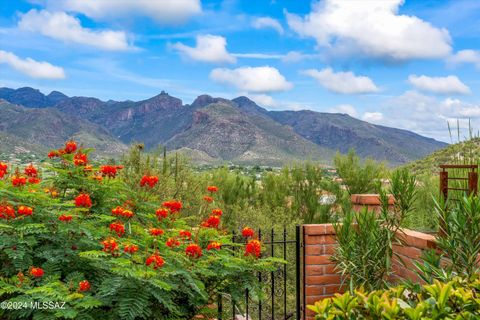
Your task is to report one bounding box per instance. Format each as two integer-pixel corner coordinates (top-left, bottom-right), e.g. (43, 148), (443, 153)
(0, 87), (447, 165)
(404, 137), (480, 175)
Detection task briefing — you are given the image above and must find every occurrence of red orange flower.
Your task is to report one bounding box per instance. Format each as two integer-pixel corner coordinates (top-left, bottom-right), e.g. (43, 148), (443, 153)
(48, 150), (59, 158)
(146, 253), (165, 269)
(140, 175), (159, 188)
(179, 230), (191, 240)
(12, 175), (27, 187)
(18, 206), (33, 216)
(245, 240), (261, 258)
(212, 209), (223, 216)
(29, 267), (44, 278)
(242, 227), (255, 238)
(64, 141), (77, 154)
(123, 244), (139, 254)
(149, 228), (164, 236)
(155, 208), (169, 220)
(24, 164), (38, 177)
(202, 215), (220, 229)
(207, 241), (221, 251)
(162, 200), (182, 213)
(58, 214), (72, 222)
(207, 185), (218, 193)
(0, 205), (15, 219)
(79, 280), (90, 292)
(28, 177), (41, 184)
(185, 244), (202, 258)
(75, 193), (92, 208)
(73, 153), (88, 166)
(112, 206), (134, 217)
(102, 238), (118, 253)
(109, 222), (125, 237)
(100, 165), (119, 178)
(203, 196), (213, 203)
(0, 162), (8, 178)
(166, 238), (180, 248)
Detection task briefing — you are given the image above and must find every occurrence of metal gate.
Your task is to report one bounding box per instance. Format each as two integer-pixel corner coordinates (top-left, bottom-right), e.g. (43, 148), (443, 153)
(216, 226), (301, 320)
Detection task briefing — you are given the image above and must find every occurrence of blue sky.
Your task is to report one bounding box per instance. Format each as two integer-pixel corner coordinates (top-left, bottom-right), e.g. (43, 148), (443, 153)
(1, 0), (480, 142)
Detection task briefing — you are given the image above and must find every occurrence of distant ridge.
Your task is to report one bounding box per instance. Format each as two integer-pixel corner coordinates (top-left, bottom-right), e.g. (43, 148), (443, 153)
(0, 87), (447, 165)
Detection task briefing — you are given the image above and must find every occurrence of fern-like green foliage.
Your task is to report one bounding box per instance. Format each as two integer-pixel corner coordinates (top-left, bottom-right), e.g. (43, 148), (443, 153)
(0, 142), (278, 319)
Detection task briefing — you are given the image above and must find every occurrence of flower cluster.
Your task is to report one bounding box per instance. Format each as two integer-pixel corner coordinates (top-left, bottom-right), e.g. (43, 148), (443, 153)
(245, 239), (262, 258)
(48, 140), (77, 158)
(0, 205), (15, 219)
(179, 230), (191, 240)
(12, 175), (27, 187)
(18, 206), (33, 216)
(75, 193), (92, 208)
(140, 175), (159, 188)
(242, 227), (255, 238)
(58, 214), (73, 222)
(0, 162), (7, 178)
(207, 241), (221, 251)
(207, 185), (218, 193)
(201, 214), (220, 229)
(185, 244), (202, 259)
(166, 238), (180, 248)
(123, 244), (138, 254)
(73, 153), (88, 166)
(30, 267), (44, 278)
(149, 228), (164, 236)
(79, 280), (90, 292)
(111, 206), (134, 218)
(162, 200), (182, 213)
(102, 238), (119, 254)
(155, 208), (169, 220)
(100, 165), (122, 178)
(109, 222), (125, 237)
(146, 253), (165, 269)
(24, 164), (38, 178)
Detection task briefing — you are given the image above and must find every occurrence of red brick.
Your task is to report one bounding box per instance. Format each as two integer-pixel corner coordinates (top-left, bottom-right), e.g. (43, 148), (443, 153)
(305, 255), (332, 265)
(306, 274), (341, 285)
(305, 245), (322, 255)
(306, 265), (325, 276)
(323, 264), (337, 274)
(324, 284), (346, 294)
(393, 244), (422, 259)
(305, 286), (324, 296)
(351, 194), (394, 205)
(397, 229), (436, 249)
(323, 244), (337, 255)
(305, 235), (329, 245)
(303, 225), (327, 235)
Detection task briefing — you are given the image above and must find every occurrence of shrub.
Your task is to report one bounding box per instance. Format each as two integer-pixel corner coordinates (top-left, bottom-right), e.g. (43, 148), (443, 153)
(0, 142), (277, 320)
(308, 276), (480, 319)
(333, 149), (385, 195)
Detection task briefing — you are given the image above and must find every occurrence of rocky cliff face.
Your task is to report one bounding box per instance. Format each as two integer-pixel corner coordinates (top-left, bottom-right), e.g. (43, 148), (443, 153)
(0, 86), (447, 165)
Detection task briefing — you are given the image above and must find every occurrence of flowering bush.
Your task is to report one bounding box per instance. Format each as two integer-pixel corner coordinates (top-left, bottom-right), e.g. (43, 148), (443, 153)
(0, 142), (277, 319)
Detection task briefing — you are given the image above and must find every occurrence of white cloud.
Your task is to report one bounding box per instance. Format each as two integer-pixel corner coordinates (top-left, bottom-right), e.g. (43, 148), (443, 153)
(448, 50), (480, 69)
(172, 35), (236, 64)
(362, 112), (383, 122)
(286, 0), (451, 60)
(38, 0), (201, 24)
(252, 17), (284, 34)
(302, 68), (379, 94)
(245, 94), (304, 111)
(232, 53), (284, 59)
(0, 50), (65, 79)
(329, 104), (357, 117)
(408, 75), (470, 94)
(210, 66), (293, 93)
(18, 10), (130, 51)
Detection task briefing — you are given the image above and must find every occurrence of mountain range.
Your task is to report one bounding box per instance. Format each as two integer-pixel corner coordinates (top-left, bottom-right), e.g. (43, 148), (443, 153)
(0, 87), (447, 165)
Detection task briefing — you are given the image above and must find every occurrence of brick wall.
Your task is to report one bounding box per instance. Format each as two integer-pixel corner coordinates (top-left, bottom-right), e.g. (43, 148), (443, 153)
(351, 193), (394, 213)
(301, 223), (439, 319)
(303, 224), (344, 320)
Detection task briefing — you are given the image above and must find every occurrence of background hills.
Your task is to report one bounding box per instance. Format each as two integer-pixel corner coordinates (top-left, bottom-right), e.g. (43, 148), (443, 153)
(0, 87), (447, 166)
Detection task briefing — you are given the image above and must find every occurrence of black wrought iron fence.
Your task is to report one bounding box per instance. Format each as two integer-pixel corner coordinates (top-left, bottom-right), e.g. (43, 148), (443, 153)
(217, 226), (301, 320)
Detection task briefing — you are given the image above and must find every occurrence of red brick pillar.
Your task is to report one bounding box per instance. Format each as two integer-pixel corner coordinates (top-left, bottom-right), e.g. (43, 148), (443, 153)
(351, 194), (394, 213)
(303, 224), (343, 320)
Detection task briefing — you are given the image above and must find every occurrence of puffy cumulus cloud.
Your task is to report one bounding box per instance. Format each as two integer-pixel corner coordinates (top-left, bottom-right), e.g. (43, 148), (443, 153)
(172, 35), (236, 64)
(375, 91), (480, 141)
(0, 50), (65, 79)
(302, 68), (379, 94)
(18, 10), (130, 51)
(408, 75), (470, 95)
(252, 17), (284, 34)
(210, 66), (293, 93)
(448, 50), (480, 69)
(38, 0), (201, 24)
(362, 112), (383, 122)
(329, 104), (357, 117)
(286, 0), (451, 60)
